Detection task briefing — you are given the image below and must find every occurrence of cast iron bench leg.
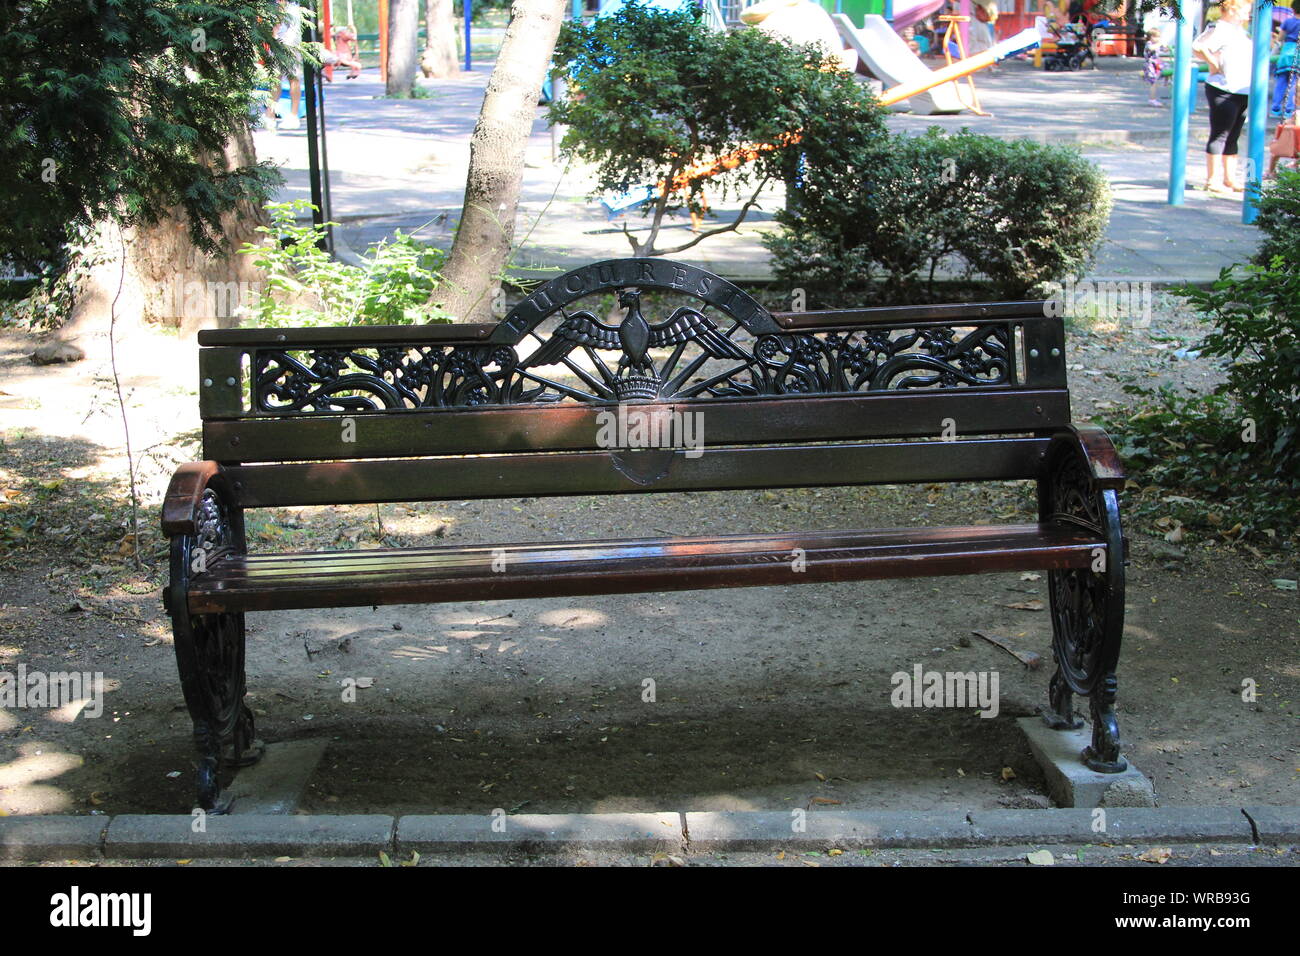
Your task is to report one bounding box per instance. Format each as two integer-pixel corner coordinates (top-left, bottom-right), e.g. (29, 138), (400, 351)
(1039, 437), (1128, 773)
(165, 487), (261, 810)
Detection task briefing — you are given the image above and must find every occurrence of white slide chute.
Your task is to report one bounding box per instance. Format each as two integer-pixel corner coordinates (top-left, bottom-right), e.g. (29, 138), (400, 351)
(834, 13), (966, 115)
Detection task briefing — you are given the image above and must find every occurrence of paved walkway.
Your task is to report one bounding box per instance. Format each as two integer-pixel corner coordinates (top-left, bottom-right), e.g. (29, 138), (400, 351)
(256, 55), (1262, 284)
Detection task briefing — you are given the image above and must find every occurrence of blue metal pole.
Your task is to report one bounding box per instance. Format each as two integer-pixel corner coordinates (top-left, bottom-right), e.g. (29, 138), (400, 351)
(464, 0), (472, 71)
(882, 0), (891, 22)
(572, 0), (582, 20)
(1244, 1), (1273, 223)
(1168, 9), (1194, 205)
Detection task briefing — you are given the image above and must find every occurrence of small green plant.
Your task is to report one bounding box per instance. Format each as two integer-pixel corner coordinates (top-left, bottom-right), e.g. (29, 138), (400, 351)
(238, 200), (452, 326)
(1180, 264), (1300, 475)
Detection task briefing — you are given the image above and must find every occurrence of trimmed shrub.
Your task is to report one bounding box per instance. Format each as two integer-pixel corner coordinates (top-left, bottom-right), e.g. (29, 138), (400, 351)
(766, 128), (1111, 304)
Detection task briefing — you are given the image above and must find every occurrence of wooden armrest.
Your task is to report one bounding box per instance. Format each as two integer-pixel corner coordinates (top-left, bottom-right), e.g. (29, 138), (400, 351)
(1046, 425), (1126, 489)
(161, 461), (224, 535)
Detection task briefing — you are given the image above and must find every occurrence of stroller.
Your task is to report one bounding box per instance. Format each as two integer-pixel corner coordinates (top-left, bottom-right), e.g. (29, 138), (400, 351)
(1043, 21), (1095, 71)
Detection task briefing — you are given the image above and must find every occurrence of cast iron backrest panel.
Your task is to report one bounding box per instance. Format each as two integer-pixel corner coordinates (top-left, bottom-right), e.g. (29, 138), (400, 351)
(197, 258), (1069, 464)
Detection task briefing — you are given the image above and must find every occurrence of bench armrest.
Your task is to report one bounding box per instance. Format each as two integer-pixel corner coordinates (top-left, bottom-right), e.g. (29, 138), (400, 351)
(1046, 425), (1126, 490)
(161, 461), (229, 535)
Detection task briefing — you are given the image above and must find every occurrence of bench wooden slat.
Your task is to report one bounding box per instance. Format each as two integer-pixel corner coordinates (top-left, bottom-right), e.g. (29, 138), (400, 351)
(203, 390), (1071, 462)
(188, 522), (1103, 613)
(225, 436), (1050, 508)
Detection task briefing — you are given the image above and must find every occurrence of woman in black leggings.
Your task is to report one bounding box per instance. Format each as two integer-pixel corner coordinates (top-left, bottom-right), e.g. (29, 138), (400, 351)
(1206, 85), (1249, 168)
(1190, 0), (1253, 195)
(1193, 0), (1254, 193)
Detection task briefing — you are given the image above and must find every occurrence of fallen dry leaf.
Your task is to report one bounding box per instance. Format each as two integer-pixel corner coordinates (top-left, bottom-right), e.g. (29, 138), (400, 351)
(1027, 849), (1055, 866)
(1137, 847), (1172, 864)
(1003, 600), (1045, 612)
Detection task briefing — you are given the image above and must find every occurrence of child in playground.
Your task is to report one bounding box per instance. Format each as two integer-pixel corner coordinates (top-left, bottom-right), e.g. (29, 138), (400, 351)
(329, 25), (363, 80)
(265, 0), (303, 130)
(1142, 30), (1169, 106)
(1272, 2), (1300, 117)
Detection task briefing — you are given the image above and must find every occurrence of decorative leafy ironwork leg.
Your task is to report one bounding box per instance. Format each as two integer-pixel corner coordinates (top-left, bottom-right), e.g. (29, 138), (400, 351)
(167, 488), (258, 810)
(1084, 674), (1126, 772)
(1043, 667), (1083, 730)
(1038, 440), (1128, 773)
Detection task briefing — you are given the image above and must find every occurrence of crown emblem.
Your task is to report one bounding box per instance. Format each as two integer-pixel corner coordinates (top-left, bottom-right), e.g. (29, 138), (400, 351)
(614, 374), (661, 402)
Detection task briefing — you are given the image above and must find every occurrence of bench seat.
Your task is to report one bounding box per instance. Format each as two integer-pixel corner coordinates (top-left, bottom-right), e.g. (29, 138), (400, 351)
(186, 522), (1104, 614)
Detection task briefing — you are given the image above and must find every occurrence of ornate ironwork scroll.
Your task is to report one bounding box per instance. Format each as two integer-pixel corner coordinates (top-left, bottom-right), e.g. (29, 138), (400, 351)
(244, 259), (1016, 415)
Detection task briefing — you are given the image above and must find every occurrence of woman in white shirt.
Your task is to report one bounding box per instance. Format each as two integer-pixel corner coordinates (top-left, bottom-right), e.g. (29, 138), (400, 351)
(1192, 0), (1256, 193)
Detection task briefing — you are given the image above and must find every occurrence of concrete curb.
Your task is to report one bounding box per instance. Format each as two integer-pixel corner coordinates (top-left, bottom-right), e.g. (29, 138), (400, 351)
(0, 816), (108, 862)
(103, 815), (395, 860)
(396, 813), (683, 854)
(1243, 806), (1300, 846)
(685, 811), (974, 851)
(0, 808), (1295, 861)
(968, 808), (1252, 845)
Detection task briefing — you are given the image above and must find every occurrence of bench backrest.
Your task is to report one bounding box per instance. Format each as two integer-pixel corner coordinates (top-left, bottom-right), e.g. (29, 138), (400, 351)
(195, 258), (1069, 508)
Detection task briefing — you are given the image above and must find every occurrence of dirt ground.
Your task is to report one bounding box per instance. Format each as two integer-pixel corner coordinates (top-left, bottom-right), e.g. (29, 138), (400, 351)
(0, 294), (1297, 817)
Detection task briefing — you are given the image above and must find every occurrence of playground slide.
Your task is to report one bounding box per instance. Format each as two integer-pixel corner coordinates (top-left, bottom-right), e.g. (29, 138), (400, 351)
(878, 29), (1040, 106)
(890, 0), (947, 31)
(835, 14), (965, 114)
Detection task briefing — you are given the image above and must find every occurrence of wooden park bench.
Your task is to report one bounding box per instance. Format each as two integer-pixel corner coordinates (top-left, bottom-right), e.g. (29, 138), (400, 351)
(162, 257), (1129, 810)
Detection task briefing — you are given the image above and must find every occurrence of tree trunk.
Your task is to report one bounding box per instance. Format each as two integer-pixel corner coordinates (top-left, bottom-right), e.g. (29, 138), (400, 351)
(431, 0), (565, 323)
(421, 0), (460, 78)
(31, 126), (269, 365)
(386, 0), (421, 98)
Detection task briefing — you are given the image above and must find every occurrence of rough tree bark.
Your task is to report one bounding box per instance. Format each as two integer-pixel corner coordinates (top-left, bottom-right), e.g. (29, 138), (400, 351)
(31, 126), (270, 364)
(386, 0), (421, 97)
(421, 0), (460, 78)
(431, 0), (565, 323)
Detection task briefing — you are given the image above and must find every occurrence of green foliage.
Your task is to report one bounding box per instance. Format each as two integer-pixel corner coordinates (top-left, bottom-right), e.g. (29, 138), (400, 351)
(0, 0), (290, 271)
(767, 128), (1111, 304)
(239, 201), (452, 326)
(1180, 265), (1300, 474)
(549, 0), (885, 254)
(1252, 168), (1300, 268)
(1098, 214), (1300, 541)
(453, 0), (509, 24)
(1098, 381), (1299, 540)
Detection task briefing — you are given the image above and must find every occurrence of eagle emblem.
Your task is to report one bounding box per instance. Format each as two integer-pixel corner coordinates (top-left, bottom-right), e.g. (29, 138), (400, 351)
(526, 289), (746, 400)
